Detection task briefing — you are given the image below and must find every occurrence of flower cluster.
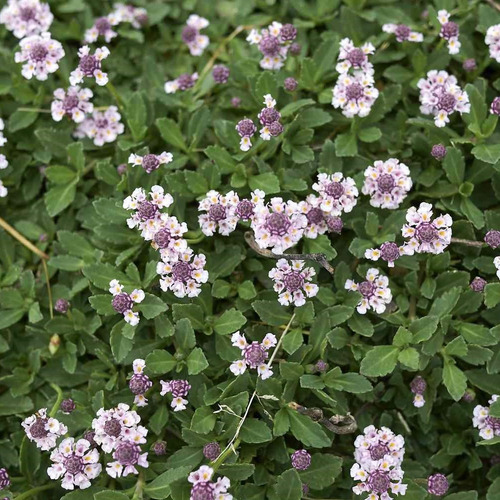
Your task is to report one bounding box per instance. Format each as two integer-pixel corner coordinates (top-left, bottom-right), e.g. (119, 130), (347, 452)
(47, 438), (101, 490)
(418, 70), (470, 127)
(107, 441), (149, 479)
(473, 394), (500, 440)
(182, 14), (209, 56)
(129, 151), (173, 173)
(112, 3), (148, 28)
(494, 256), (500, 280)
(14, 31), (64, 81)
(291, 450), (311, 471)
(312, 172), (359, 215)
(198, 190), (239, 236)
(362, 159), (412, 209)
(230, 331), (277, 380)
(437, 10), (460, 55)
(129, 359), (152, 407)
(332, 38), (378, 117)
(165, 72), (198, 94)
(0, 0), (53, 39)
(22, 408), (68, 451)
(160, 379), (191, 412)
(269, 259), (318, 307)
(74, 106), (124, 146)
(84, 14), (120, 43)
(345, 268), (392, 315)
(351, 425), (407, 499)
(410, 376), (426, 408)
(428, 473), (449, 496)
(486, 24), (500, 62)
(0, 468), (10, 490)
(247, 21), (297, 70)
(258, 94), (283, 140)
(382, 23), (423, 43)
(365, 242), (402, 268)
(70, 46), (110, 87)
(109, 280), (144, 326)
(401, 202), (453, 255)
(51, 86), (93, 123)
(188, 466), (232, 500)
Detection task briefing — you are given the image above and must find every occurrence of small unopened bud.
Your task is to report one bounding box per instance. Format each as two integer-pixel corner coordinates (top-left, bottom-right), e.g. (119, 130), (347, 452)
(49, 334), (61, 355)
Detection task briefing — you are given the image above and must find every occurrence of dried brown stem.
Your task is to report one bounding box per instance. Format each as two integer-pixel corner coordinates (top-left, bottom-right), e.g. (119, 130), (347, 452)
(450, 237), (484, 248)
(289, 402), (357, 435)
(244, 232), (335, 275)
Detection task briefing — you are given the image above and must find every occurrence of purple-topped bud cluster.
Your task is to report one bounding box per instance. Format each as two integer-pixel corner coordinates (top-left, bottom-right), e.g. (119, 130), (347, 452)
(54, 298), (69, 314)
(427, 473), (449, 496)
(129, 359), (152, 407)
(431, 144), (447, 160)
(291, 450), (311, 470)
(470, 277), (487, 292)
(60, 398), (76, 414)
(212, 65), (230, 84)
(410, 376), (426, 408)
(160, 379), (191, 411)
(203, 442), (221, 461)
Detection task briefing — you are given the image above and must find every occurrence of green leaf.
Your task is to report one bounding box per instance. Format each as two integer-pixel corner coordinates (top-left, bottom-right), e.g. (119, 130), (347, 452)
(94, 492), (130, 500)
(138, 293), (167, 319)
(360, 346), (400, 377)
(146, 350), (177, 375)
(187, 347), (209, 375)
(8, 109), (38, 132)
(204, 145), (236, 174)
(248, 173), (280, 194)
(273, 469), (302, 500)
(44, 179), (78, 217)
(89, 295), (115, 315)
(334, 132), (358, 157)
(256, 72), (278, 100)
(156, 117), (188, 151)
(287, 408), (330, 448)
(485, 283), (500, 308)
(487, 478), (500, 500)
(240, 419), (273, 443)
(347, 314), (374, 337)
(409, 316), (439, 343)
(398, 347), (420, 370)
(0, 309), (25, 329)
(190, 406), (216, 434)
(324, 369), (372, 393)
(458, 323), (497, 346)
(110, 321), (134, 362)
(213, 308), (246, 335)
(443, 358), (467, 401)
(443, 148), (465, 185)
(19, 437), (40, 486)
(358, 127), (382, 143)
(0, 392), (33, 415)
(144, 466), (193, 499)
(299, 454), (342, 489)
(471, 143), (500, 164)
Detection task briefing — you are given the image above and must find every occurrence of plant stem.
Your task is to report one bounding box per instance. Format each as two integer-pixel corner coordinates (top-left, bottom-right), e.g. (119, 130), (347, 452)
(244, 231), (335, 275)
(42, 259), (54, 319)
(213, 313), (296, 465)
(49, 383), (63, 417)
(16, 107), (51, 113)
(450, 237), (484, 248)
(14, 483), (55, 500)
(0, 217), (49, 260)
(107, 81), (124, 109)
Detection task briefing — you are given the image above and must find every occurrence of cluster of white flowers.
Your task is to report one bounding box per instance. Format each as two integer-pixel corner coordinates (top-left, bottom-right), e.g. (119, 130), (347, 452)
(473, 395), (500, 440)
(417, 70), (470, 127)
(129, 151), (173, 174)
(312, 172), (359, 215)
(437, 9), (461, 55)
(22, 408), (68, 451)
(494, 256), (500, 279)
(51, 86), (94, 123)
(382, 23), (423, 43)
(0, 0), (53, 39)
(345, 268), (392, 315)
(230, 331), (277, 380)
(160, 379), (192, 411)
(486, 24), (500, 62)
(188, 466), (232, 500)
(109, 279), (145, 326)
(351, 425), (407, 499)
(182, 14), (210, 56)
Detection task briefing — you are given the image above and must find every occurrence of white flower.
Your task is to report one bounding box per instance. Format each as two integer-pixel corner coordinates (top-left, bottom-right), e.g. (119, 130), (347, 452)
(198, 190), (239, 236)
(345, 268), (392, 315)
(486, 24), (500, 62)
(74, 106), (124, 146)
(22, 408), (68, 451)
(69, 46), (110, 87)
(0, 0), (54, 38)
(312, 172), (358, 215)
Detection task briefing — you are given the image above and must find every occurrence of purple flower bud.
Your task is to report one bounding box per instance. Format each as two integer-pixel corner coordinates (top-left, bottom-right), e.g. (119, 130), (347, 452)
(290, 42), (301, 55)
(470, 277), (487, 292)
(154, 228), (172, 249)
(142, 154), (160, 174)
(431, 144), (447, 160)
(491, 97), (500, 116)
(326, 215), (343, 234)
(203, 441), (221, 461)
(244, 342), (268, 368)
(380, 242), (400, 265)
(268, 121), (283, 137)
(231, 97), (241, 108)
(284, 77), (298, 91)
(302, 483), (309, 496)
(137, 200), (159, 220)
(346, 48), (366, 68)
(0, 468), (10, 490)
(191, 482), (215, 500)
(115, 441), (141, 466)
(168, 379), (191, 397)
(485, 230), (500, 249)
(38, 233), (48, 242)
(437, 92), (457, 113)
(153, 441), (167, 456)
(177, 73), (196, 91)
(410, 376), (427, 395)
(182, 25), (198, 44)
(117, 163), (127, 175)
(368, 470), (391, 494)
(280, 23), (297, 42)
(212, 65), (230, 84)
(440, 21), (459, 40)
(129, 373), (152, 395)
(291, 450), (311, 470)
(235, 199), (254, 221)
(54, 298), (69, 314)
(95, 17), (111, 35)
(394, 24), (411, 42)
(236, 118), (256, 138)
(60, 398), (76, 414)
(462, 388), (475, 402)
(83, 430), (96, 447)
(427, 473), (449, 496)
(259, 35), (280, 57)
(463, 58), (476, 72)
(259, 107), (281, 126)
(112, 293), (134, 314)
(315, 360), (328, 373)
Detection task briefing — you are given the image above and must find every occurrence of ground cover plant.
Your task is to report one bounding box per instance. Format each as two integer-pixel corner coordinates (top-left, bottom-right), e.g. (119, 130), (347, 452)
(2, 0), (500, 499)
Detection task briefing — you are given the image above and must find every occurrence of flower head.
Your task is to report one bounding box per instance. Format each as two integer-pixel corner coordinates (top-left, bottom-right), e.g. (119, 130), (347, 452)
(129, 359), (152, 407)
(486, 24), (500, 62)
(182, 15), (209, 56)
(251, 198), (307, 254)
(345, 269), (392, 314)
(491, 97), (500, 116)
(198, 190), (239, 236)
(427, 473), (449, 496)
(213, 65), (230, 84)
(0, 468), (10, 490)
(382, 23), (423, 43)
(70, 45), (110, 86)
(354, 425), (406, 467)
(236, 118), (257, 151)
(164, 72), (198, 94)
(22, 408), (68, 451)
(54, 298), (69, 313)
(157, 250), (209, 298)
(473, 394), (500, 440)
(84, 14), (120, 43)
(486, 230), (500, 249)
(234, 190), (265, 222)
(437, 10), (460, 54)
(47, 438), (101, 490)
(106, 441), (148, 478)
(362, 158), (412, 209)
(188, 466), (232, 500)
(203, 442), (221, 461)
(417, 70), (470, 127)
(336, 38), (375, 74)
(284, 77), (298, 91)
(291, 450), (311, 471)
(0, 0), (53, 38)
(51, 86), (93, 123)
(431, 144), (447, 160)
(160, 379), (191, 411)
(14, 31), (64, 81)
(61, 399), (76, 414)
(230, 331), (277, 380)
(298, 195), (330, 239)
(92, 403), (147, 453)
(463, 58), (477, 72)
(74, 106), (124, 146)
(312, 172), (358, 216)
(470, 277), (487, 292)
(128, 151), (173, 174)
(410, 376), (427, 408)
(365, 241), (402, 268)
(332, 71), (379, 118)
(269, 259), (318, 307)
(109, 280), (144, 326)
(112, 3), (147, 28)
(401, 202), (452, 255)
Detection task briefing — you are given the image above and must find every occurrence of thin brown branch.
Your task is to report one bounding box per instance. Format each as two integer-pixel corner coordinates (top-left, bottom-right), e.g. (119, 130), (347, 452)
(244, 231), (335, 275)
(450, 237), (484, 248)
(289, 402), (357, 435)
(487, 0), (500, 12)
(0, 217), (49, 259)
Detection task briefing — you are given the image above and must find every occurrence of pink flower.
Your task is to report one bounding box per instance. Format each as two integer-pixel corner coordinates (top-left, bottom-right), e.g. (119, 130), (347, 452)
(182, 14), (209, 56)
(230, 331), (277, 380)
(70, 45), (110, 86)
(84, 14), (120, 43)
(486, 24), (500, 62)
(106, 441), (148, 478)
(382, 24), (423, 43)
(198, 190), (239, 236)
(336, 37), (375, 74)
(0, 0), (53, 39)
(437, 10), (460, 54)
(332, 71), (379, 118)
(160, 379), (191, 411)
(473, 395), (500, 440)
(269, 259), (318, 306)
(128, 152), (173, 173)
(312, 172), (358, 215)
(22, 408), (68, 451)
(74, 106), (124, 146)
(14, 31), (64, 81)
(345, 268), (392, 314)
(51, 86), (93, 123)
(188, 466), (232, 500)
(109, 279), (145, 326)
